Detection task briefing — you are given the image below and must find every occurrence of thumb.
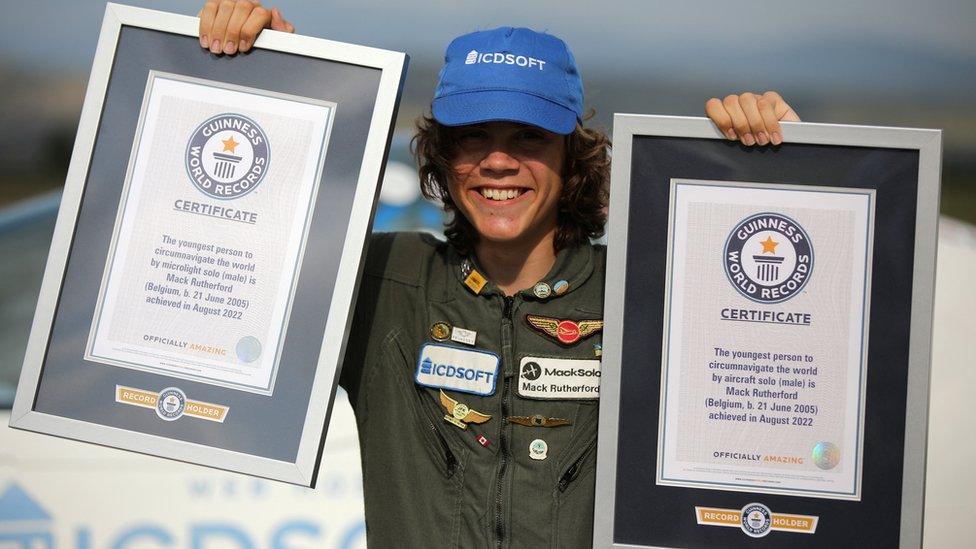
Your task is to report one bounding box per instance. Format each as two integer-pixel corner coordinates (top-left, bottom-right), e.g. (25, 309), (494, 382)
(270, 8), (291, 32)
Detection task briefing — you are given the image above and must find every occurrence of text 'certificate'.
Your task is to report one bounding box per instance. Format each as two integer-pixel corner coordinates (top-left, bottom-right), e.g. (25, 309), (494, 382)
(657, 179), (874, 500)
(87, 72), (336, 395)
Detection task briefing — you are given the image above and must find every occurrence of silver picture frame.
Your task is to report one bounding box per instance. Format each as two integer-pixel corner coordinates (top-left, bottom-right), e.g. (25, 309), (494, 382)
(10, 3), (407, 486)
(594, 114), (941, 548)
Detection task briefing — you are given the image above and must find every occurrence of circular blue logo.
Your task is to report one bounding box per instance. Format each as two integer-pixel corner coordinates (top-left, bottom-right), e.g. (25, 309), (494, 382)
(155, 387), (187, 422)
(185, 113), (270, 200)
(724, 212), (813, 304)
(740, 502), (773, 538)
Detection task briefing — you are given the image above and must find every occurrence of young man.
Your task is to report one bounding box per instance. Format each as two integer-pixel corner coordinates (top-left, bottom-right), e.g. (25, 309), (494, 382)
(198, 3), (799, 547)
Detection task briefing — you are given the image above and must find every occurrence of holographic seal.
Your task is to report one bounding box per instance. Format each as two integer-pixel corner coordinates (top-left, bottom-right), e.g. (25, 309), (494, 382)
(236, 336), (262, 363)
(812, 441), (841, 470)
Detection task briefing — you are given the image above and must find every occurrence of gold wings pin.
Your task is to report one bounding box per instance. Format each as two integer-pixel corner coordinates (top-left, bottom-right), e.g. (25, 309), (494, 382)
(440, 390), (491, 430)
(525, 314), (603, 345)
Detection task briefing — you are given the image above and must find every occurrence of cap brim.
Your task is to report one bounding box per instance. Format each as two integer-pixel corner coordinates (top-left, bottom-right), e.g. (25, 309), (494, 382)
(432, 90), (578, 135)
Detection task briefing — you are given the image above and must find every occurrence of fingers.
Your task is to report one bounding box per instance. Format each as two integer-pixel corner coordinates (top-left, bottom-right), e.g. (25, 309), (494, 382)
(756, 95), (782, 145)
(222, 0), (255, 54)
(200, 0), (277, 55)
(705, 91), (800, 146)
(738, 93), (767, 146)
(239, 5), (271, 52)
(207, 0), (235, 53)
(198, 0), (287, 55)
(722, 94), (753, 145)
(705, 98), (736, 141)
(198, 1), (218, 48)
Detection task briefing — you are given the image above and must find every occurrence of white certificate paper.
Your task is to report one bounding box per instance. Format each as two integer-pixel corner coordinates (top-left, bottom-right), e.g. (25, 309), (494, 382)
(87, 72), (336, 395)
(656, 179), (874, 500)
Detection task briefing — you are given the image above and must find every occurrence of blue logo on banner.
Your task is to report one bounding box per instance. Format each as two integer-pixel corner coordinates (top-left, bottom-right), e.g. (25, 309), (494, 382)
(0, 483), (54, 548)
(724, 212), (813, 304)
(185, 113), (270, 200)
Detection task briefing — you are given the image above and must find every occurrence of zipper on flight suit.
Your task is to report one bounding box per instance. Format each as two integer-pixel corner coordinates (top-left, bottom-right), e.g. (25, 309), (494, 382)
(495, 295), (515, 549)
(558, 448), (589, 492)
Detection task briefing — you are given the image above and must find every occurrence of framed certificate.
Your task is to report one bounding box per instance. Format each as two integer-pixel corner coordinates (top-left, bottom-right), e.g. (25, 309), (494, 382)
(9, 3), (407, 486)
(595, 115), (941, 547)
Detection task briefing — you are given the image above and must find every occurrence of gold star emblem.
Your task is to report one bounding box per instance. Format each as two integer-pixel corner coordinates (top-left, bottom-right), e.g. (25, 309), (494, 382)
(221, 135), (240, 153)
(760, 235), (779, 254)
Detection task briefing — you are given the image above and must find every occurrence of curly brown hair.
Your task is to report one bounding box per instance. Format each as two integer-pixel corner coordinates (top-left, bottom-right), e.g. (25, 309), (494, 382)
(411, 113), (611, 254)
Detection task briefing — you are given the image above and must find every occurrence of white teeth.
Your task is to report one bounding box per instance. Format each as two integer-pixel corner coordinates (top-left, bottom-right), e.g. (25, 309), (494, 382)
(480, 188), (522, 201)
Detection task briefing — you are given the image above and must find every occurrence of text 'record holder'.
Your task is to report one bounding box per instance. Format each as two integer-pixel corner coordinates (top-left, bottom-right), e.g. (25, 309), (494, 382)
(594, 115), (941, 548)
(10, 3), (407, 486)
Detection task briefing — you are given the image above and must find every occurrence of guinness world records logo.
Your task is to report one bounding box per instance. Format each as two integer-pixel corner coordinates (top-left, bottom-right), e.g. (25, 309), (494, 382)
(185, 113), (270, 200)
(155, 387), (187, 421)
(740, 502), (773, 537)
(724, 212), (813, 304)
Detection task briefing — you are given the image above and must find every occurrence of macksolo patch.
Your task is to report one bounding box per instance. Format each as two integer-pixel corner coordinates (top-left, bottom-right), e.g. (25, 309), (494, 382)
(517, 356), (600, 400)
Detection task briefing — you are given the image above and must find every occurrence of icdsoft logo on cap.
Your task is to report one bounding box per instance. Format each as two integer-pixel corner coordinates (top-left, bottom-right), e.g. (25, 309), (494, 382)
(463, 49), (547, 70)
(185, 113), (270, 200)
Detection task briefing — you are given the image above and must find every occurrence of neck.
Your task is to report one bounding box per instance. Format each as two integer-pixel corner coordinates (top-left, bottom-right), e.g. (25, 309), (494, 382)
(474, 230), (557, 296)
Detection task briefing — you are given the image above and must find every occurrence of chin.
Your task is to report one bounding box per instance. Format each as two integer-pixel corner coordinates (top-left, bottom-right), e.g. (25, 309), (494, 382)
(475, 226), (525, 244)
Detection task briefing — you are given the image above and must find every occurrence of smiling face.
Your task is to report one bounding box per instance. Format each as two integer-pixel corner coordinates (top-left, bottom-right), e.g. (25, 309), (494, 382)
(447, 122), (566, 248)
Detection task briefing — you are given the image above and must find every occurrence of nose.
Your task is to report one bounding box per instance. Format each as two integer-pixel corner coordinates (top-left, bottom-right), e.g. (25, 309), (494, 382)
(481, 147), (519, 176)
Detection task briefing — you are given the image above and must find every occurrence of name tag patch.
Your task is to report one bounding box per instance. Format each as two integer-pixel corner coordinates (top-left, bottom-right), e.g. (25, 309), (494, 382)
(517, 356), (600, 400)
(416, 343), (500, 396)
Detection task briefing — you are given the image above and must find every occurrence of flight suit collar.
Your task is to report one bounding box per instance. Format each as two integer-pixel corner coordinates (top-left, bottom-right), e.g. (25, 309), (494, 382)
(450, 242), (595, 300)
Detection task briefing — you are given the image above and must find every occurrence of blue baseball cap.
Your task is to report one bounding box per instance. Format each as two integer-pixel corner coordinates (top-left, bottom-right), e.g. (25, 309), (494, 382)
(432, 27), (583, 135)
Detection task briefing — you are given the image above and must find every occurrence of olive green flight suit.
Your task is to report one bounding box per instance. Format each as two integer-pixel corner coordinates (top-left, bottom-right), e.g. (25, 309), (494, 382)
(341, 232), (605, 549)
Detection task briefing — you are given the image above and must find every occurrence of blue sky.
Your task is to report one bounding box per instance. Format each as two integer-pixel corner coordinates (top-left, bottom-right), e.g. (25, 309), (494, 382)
(2, 0), (973, 99)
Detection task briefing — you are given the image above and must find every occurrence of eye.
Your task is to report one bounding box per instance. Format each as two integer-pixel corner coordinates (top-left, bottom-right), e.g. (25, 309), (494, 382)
(455, 128), (489, 146)
(517, 129), (547, 142)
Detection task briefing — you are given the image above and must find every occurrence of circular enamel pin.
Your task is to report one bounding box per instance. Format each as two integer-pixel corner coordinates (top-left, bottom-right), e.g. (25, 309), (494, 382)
(430, 322), (451, 341)
(533, 282), (552, 299)
(529, 439), (548, 461)
(553, 279), (569, 295)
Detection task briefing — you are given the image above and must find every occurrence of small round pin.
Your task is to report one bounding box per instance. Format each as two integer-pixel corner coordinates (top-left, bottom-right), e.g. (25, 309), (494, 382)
(553, 279), (569, 295)
(430, 322), (451, 341)
(533, 282), (552, 299)
(529, 438), (548, 461)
